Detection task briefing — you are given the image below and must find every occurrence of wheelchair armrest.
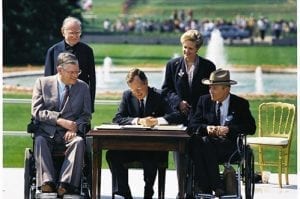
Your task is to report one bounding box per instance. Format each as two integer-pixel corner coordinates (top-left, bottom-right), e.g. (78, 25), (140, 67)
(78, 122), (91, 138)
(27, 117), (39, 134)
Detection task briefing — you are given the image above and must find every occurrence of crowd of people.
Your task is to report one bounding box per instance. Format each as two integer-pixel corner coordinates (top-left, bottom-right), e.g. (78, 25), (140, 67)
(102, 10), (297, 40)
(31, 16), (257, 198)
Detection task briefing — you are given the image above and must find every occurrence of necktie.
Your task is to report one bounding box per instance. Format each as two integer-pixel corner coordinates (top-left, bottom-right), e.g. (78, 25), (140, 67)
(61, 85), (70, 110)
(139, 99), (145, 117)
(216, 102), (222, 125)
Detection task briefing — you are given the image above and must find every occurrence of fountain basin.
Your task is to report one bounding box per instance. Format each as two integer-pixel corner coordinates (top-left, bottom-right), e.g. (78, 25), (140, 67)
(3, 68), (297, 95)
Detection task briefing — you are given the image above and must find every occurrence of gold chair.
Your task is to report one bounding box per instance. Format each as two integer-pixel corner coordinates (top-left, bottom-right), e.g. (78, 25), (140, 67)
(247, 102), (296, 188)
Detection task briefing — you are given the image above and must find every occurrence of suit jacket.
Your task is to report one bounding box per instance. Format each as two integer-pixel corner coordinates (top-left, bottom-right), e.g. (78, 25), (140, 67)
(162, 56), (216, 114)
(31, 75), (92, 138)
(44, 40), (96, 112)
(113, 87), (185, 125)
(188, 94), (256, 142)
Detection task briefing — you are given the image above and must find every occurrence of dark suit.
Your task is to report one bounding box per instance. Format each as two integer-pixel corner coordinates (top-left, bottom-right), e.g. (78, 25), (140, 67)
(106, 87), (184, 197)
(44, 40), (96, 112)
(162, 56), (216, 119)
(188, 94), (256, 192)
(32, 75), (91, 189)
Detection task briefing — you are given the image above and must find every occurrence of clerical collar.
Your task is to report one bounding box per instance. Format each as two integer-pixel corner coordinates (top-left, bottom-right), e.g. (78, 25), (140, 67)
(64, 41), (78, 53)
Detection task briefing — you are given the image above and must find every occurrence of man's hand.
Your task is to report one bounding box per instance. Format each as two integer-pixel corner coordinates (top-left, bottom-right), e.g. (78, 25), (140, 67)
(138, 117), (158, 127)
(207, 125), (229, 137)
(179, 100), (191, 115)
(207, 125), (218, 136)
(57, 118), (78, 132)
(64, 130), (77, 142)
(217, 126), (229, 137)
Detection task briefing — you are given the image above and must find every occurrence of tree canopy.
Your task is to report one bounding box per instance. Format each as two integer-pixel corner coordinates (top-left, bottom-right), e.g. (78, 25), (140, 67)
(3, 0), (82, 65)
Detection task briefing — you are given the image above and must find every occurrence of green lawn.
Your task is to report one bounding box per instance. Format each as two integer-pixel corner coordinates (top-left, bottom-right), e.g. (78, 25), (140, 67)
(3, 94), (297, 174)
(89, 44), (297, 68)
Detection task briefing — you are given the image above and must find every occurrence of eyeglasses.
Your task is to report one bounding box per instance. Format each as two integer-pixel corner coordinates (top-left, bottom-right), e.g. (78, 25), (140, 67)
(63, 68), (82, 76)
(64, 29), (82, 36)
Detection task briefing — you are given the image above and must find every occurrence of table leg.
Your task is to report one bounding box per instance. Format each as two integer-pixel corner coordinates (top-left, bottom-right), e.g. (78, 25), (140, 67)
(92, 138), (100, 199)
(98, 144), (102, 198)
(178, 152), (186, 199)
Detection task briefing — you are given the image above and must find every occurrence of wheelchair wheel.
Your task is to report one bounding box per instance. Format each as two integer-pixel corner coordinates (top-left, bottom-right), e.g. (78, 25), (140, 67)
(24, 148), (35, 199)
(244, 145), (255, 199)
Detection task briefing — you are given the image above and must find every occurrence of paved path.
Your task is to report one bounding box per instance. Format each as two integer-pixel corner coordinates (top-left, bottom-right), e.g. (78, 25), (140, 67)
(1, 168), (299, 199)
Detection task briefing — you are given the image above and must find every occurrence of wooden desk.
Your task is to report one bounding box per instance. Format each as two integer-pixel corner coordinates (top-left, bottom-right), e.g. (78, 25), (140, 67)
(87, 128), (189, 199)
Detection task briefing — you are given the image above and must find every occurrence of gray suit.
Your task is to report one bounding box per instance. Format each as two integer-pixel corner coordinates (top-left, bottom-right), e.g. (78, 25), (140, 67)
(31, 75), (91, 188)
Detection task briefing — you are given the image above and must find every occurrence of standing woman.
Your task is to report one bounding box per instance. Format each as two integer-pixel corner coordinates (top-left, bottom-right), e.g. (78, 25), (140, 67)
(161, 29), (216, 198)
(162, 29), (216, 122)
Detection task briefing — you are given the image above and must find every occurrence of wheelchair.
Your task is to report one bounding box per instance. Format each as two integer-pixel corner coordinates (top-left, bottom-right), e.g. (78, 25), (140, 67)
(24, 119), (92, 199)
(185, 134), (255, 199)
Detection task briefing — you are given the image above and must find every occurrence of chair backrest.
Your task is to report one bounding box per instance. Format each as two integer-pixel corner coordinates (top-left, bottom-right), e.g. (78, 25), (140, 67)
(258, 102), (295, 141)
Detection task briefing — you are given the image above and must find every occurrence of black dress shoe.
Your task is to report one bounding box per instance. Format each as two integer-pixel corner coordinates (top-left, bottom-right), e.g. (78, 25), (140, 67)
(144, 185), (154, 199)
(214, 188), (225, 197)
(41, 181), (56, 193)
(57, 182), (77, 197)
(114, 191), (133, 199)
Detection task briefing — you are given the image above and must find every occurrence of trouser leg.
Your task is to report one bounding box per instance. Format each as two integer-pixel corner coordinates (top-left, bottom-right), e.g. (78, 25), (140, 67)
(142, 152), (160, 198)
(34, 135), (56, 187)
(106, 150), (131, 195)
(59, 136), (85, 188)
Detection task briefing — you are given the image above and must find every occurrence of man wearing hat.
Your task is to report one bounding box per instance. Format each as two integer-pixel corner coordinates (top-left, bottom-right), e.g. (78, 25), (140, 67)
(187, 68), (256, 196)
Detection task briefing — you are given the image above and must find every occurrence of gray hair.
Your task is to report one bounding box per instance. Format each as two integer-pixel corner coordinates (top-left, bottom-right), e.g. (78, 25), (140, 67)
(180, 29), (204, 49)
(57, 52), (78, 67)
(61, 16), (81, 29)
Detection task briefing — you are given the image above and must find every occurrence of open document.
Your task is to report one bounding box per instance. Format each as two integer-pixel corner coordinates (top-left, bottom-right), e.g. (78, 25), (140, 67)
(94, 124), (186, 131)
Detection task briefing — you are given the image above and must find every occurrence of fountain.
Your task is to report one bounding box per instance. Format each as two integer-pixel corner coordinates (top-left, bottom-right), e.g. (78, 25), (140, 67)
(204, 29), (268, 94)
(255, 66), (264, 94)
(205, 29), (228, 68)
(97, 56), (113, 88)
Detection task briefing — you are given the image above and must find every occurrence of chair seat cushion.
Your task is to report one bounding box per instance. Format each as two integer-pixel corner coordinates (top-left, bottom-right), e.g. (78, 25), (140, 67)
(247, 137), (288, 145)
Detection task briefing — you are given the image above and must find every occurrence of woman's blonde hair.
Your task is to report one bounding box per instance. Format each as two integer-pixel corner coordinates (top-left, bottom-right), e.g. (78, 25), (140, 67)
(180, 29), (203, 49)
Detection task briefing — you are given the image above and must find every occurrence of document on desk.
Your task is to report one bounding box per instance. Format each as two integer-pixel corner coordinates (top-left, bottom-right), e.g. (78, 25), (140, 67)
(94, 124), (187, 131)
(153, 124), (187, 131)
(94, 124), (123, 130)
(123, 124), (187, 131)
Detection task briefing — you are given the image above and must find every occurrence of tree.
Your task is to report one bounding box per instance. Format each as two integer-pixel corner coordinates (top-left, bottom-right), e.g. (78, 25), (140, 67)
(3, 0), (82, 65)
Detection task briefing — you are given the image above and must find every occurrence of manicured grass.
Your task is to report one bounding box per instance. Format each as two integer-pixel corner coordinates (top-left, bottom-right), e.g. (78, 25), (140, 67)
(89, 44), (297, 68)
(3, 94), (297, 174)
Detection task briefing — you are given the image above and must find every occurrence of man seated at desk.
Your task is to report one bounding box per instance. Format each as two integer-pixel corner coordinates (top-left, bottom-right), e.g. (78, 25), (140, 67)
(106, 68), (185, 199)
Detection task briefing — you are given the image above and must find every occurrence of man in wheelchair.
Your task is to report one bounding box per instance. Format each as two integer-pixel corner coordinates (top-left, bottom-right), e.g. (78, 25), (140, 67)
(30, 52), (91, 198)
(187, 69), (256, 197)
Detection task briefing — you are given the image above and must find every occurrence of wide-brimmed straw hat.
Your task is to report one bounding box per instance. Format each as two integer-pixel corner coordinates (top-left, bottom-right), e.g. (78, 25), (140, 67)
(202, 68), (237, 85)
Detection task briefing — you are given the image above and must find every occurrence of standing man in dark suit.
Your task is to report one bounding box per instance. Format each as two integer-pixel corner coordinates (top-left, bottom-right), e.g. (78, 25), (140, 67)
(106, 68), (185, 199)
(161, 30), (215, 197)
(188, 69), (256, 197)
(44, 16), (96, 112)
(32, 52), (91, 197)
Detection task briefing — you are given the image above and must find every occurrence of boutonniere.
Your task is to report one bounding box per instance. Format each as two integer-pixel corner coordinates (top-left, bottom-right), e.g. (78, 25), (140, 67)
(178, 69), (185, 77)
(225, 112), (234, 125)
